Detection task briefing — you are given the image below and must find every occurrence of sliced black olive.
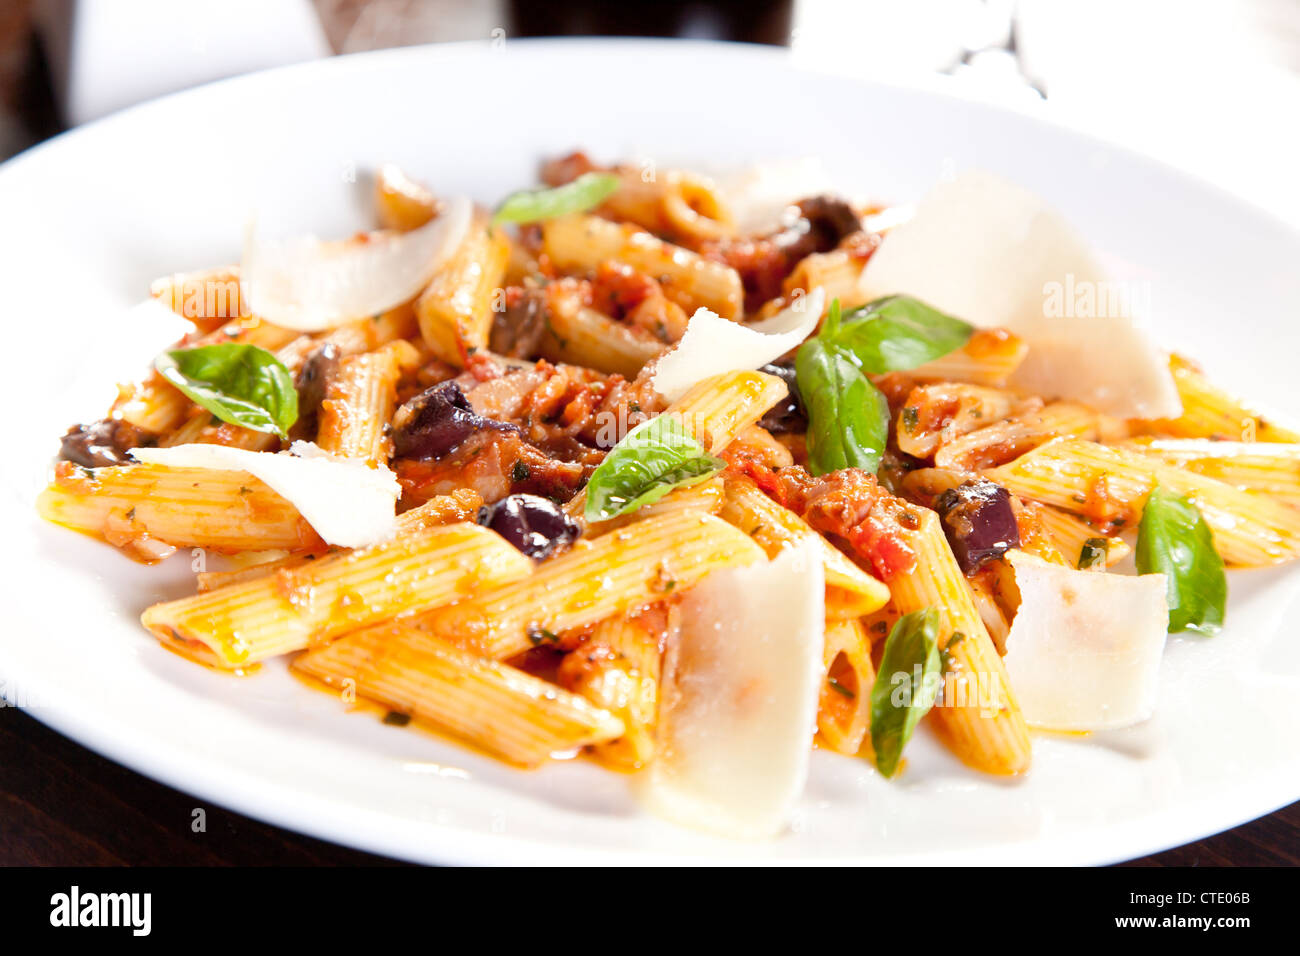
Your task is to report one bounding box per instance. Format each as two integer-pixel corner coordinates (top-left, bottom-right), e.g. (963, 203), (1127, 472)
(391, 381), (517, 460)
(58, 419), (153, 468)
(757, 361), (807, 434)
(478, 493), (580, 559)
(489, 286), (549, 358)
(291, 342), (340, 442)
(934, 478), (1020, 574)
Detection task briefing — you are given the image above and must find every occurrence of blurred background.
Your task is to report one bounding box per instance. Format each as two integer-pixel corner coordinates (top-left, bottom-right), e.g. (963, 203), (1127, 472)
(2, 0), (1298, 215)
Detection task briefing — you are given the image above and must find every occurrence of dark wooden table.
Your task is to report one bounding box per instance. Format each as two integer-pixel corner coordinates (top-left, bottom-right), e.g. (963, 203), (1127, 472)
(2, 707), (1294, 865)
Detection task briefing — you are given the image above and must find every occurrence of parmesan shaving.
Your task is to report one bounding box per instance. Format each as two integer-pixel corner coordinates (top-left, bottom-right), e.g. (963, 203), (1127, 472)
(645, 538), (824, 839)
(130, 441), (399, 548)
(242, 196), (472, 331)
(1003, 551), (1169, 731)
(858, 171), (1181, 419)
(652, 288), (825, 401)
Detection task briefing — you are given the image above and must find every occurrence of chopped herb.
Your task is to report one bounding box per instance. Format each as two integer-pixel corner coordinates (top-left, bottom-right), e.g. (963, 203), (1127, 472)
(1078, 537), (1109, 570)
(901, 406), (919, 433)
(511, 461), (531, 482)
(526, 624), (559, 645)
(827, 676), (856, 699)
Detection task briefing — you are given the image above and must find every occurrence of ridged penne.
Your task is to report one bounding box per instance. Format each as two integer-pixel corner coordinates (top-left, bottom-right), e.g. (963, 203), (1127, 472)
(1031, 501), (1130, 568)
(934, 401), (1098, 471)
(540, 288), (666, 377)
(817, 617), (874, 756)
(194, 489), (484, 593)
(542, 215), (743, 319)
(151, 265), (246, 328)
(987, 437), (1300, 565)
(317, 340), (419, 464)
(719, 473), (890, 619)
(141, 522), (533, 668)
(908, 328), (1028, 387)
(1118, 439), (1300, 507)
(1143, 355), (1300, 442)
(783, 248), (868, 309)
(293, 623), (624, 767)
(885, 507), (1032, 775)
(895, 383), (1021, 459)
(421, 510), (766, 660)
(558, 604), (672, 771)
(374, 164), (437, 232)
(417, 214), (510, 365)
(598, 166), (736, 246)
(38, 462), (321, 554)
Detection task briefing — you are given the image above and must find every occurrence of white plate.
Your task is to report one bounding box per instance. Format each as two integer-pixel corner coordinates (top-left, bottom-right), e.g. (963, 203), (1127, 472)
(2, 39), (1298, 866)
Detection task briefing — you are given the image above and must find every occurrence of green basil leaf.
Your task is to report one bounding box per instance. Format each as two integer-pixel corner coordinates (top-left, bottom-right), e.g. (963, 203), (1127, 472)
(493, 172), (621, 225)
(157, 344), (298, 439)
(795, 330), (890, 476)
(830, 295), (973, 373)
(1136, 486), (1226, 635)
(584, 415), (725, 522)
(870, 608), (943, 778)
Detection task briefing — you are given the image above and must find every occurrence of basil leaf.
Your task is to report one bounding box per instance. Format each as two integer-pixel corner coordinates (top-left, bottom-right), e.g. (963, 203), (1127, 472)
(157, 344), (298, 439)
(795, 301), (890, 476)
(1136, 486), (1226, 635)
(584, 415), (725, 522)
(830, 295), (973, 373)
(870, 608), (943, 778)
(493, 172), (621, 225)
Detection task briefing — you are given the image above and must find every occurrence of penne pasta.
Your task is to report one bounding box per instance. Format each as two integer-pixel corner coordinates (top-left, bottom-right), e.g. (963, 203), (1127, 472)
(293, 622), (624, 767)
(557, 604), (672, 771)
(719, 473), (890, 619)
(416, 214), (510, 365)
(141, 522), (533, 668)
(895, 383), (1021, 459)
(38, 462), (321, 555)
(542, 215), (743, 319)
(987, 437), (1300, 565)
(1031, 501), (1130, 568)
(1143, 354), (1300, 442)
(783, 248), (868, 310)
(540, 282), (666, 377)
(1118, 439), (1300, 507)
(421, 510), (766, 660)
(884, 507), (1032, 775)
(317, 340), (420, 464)
(374, 164), (438, 232)
(934, 401), (1098, 471)
(817, 617), (874, 756)
(908, 328), (1028, 387)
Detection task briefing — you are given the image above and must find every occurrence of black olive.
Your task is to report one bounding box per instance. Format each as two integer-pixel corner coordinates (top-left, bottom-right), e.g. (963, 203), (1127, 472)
(478, 493), (580, 559)
(757, 361), (807, 434)
(934, 478), (1020, 574)
(291, 342), (340, 442)
(391, 381), (517, 460)
(58, 419), (152, 468)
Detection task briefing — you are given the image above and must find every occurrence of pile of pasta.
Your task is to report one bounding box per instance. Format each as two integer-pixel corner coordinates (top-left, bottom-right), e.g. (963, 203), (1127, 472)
(37, 156), (1300, 838)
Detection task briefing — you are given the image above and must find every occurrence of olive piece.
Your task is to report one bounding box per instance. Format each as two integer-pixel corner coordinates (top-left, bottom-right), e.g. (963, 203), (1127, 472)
(391, 381), (517, 460)
(757, 361), (807, 434)
(935, 478), (1020, 574)
(478, 493), (580, 559)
